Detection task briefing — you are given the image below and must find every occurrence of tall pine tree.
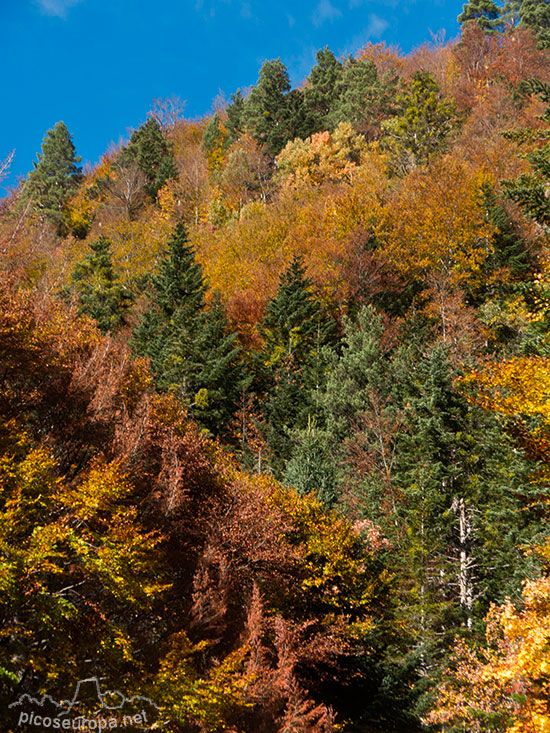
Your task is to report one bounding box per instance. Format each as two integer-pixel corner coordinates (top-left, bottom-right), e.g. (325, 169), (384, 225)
(458, 0), (503, 30)
(520, 0), (550, 48)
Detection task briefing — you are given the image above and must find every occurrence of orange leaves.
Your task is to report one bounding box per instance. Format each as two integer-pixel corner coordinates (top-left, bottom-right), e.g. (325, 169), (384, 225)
(191, 147), (390, 327)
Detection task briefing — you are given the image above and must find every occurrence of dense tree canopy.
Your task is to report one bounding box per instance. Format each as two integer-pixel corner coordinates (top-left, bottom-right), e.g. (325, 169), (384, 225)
(6, 11), (550, 732)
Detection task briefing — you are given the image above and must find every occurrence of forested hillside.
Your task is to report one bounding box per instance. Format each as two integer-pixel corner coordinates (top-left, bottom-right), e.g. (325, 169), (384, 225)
(3, 1), (550, 730)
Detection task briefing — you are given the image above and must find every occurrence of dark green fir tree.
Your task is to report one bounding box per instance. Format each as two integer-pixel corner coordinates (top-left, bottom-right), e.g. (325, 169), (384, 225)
(284, 418), (337, 507)
(21, 121), (82, 233)
(132, 223), (244, 434)
(259, 255), (334, 476)
(226, 89), (246, 144)
(520, 0), (550, 48)
(304, 48), (343, 132)
(244, 59), (292, 157)
(118, 117), (178, 201)
(68, 236), (133, 333)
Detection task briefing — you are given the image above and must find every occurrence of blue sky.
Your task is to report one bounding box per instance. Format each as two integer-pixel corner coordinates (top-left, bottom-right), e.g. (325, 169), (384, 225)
(1, 0), (460, 192)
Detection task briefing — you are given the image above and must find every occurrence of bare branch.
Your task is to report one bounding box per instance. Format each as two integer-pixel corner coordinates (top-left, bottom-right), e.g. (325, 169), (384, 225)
(148, 96), (186, 130)
(0, 149), (15, 183)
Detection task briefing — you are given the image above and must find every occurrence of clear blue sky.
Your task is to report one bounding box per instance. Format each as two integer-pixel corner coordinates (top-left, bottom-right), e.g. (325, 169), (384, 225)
(1, 0), (460, 193)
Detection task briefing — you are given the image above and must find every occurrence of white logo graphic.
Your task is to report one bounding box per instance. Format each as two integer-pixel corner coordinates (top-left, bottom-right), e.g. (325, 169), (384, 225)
(9, 677), (159, 730)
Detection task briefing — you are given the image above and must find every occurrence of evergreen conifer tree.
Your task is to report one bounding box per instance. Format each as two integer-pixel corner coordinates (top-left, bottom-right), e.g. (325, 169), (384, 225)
(69, 236), (133, 333)
(482, 184), (531, 278)
(502, 80), (550, 225)
(226, 89), (245, 144)
(304, 47), (343, 132)
(191, 292), (246, 433)
(259, 256), (334, 475)
(328, 58), (398, 134)
(284, 419), (337, 506)
(388, 344), (541, 684)
(21, 121), (82, 232)
(118, 117), (177, 200)
(381, 72), (458, 175)
(520, 0), (550, 47)
(132, 224), (243, 433)
(284, 88), (316, 142)
(318, 306), (397, 511)
(244, 59), (292, 157)
(458, 0), (503, 30)
(502, 0), (522, 24)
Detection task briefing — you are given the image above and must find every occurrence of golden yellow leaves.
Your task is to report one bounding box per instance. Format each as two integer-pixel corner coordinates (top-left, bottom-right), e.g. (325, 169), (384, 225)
(276, 122), (370, 188)
(428, 577), (550, 733)
(155, 632), (251, 731)
(464, 357), (550, 423)
(379, 158), (496, 285)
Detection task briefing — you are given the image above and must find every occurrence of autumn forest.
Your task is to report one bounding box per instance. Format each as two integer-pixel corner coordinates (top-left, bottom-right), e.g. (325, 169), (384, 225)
(3, 0), (550, 730)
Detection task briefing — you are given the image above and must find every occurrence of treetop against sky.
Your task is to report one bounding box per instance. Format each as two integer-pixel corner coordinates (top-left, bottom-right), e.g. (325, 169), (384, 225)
(1, 0), (459, 192)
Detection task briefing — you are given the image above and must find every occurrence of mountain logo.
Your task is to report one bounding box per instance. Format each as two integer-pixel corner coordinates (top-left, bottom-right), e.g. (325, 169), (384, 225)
(8, 677), (159, 730)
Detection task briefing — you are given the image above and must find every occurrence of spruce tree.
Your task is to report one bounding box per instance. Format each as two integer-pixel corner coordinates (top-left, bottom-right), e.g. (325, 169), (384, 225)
(482, 184), (531, 278)
(259, 256), (334, 475)
(318, 319), (542, 707)
(191, 292), (246, 433)
(502, 80), (550, 226)
(21, 121), (82, 232)
(132, 222), (207, 379)
(502, 0), (522, 24)
(284, 419), (337, 507)
(520, 0), (550, 48)
(471, 184), (532, 311)
(388, 344), (541, 689)
(284, 88), (316, 142)
(304, 47), (343, 132)
(226, 89), (245, 144)
(132, 224), (243, 434)
(318, 306), (397, 511)
(69, 236), (133, 333)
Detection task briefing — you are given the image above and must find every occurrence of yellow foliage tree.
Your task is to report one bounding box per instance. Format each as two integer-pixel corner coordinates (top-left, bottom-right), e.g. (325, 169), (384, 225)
(379, 158), (495, 285)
